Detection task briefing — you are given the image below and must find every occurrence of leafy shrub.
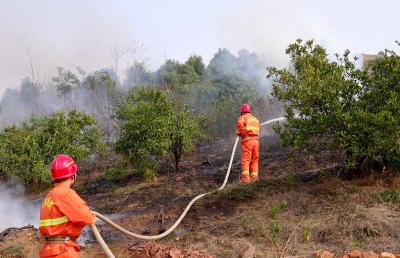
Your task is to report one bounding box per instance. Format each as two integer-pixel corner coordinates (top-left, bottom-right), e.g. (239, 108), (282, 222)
(0, 110), (103, 187)
(268, 39), (400, 170)
(104, 166), (130, 181)
(116, 87), (205, 176)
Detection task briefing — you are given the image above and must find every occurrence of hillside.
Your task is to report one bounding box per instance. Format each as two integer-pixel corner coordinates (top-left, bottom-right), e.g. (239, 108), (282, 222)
(1, 138), (399, 257)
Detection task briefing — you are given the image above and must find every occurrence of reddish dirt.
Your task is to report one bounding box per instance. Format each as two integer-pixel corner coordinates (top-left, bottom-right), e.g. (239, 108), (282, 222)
(314, 250), (400, 258)
(130, 241), (212, 258)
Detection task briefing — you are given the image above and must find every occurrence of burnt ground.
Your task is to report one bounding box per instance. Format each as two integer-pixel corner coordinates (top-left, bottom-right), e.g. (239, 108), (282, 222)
(1, 136), (400, 257)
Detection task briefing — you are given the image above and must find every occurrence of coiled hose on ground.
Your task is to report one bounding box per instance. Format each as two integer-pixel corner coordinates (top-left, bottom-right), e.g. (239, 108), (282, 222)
(91, 117), (285, 258)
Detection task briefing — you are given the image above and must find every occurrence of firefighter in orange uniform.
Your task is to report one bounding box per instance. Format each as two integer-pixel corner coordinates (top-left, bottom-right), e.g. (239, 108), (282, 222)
(236, 104), (260, 183)
(39, 154), (95, 258)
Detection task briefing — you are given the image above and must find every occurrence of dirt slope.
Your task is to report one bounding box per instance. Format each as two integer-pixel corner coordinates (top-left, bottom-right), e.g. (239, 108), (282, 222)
(1, 138), (399, 257)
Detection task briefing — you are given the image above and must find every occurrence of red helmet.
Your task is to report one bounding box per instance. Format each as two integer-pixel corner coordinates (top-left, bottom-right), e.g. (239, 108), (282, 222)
(240, 103), (251, 113)
(50, 154), (78, 180)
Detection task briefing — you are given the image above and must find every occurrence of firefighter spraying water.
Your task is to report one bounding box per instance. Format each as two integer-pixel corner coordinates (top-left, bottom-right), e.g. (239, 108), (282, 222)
(39, 155), (95, 258)
(236, 104), (260, 183)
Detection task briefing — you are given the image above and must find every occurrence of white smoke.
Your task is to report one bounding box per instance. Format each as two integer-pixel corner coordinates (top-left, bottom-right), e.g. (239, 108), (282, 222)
(0, 181), (39, 231)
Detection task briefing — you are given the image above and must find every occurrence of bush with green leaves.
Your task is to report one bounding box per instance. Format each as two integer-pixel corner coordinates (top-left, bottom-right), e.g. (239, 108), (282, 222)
(170, 106), (206, 171)
(268, 39), (400, 170)
(116, 87), (206, 177)
(0, 110), (103, 187)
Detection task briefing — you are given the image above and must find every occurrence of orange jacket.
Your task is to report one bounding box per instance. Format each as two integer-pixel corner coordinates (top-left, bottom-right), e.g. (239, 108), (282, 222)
(39, 183), (95, 240)
(236, 113), (260, 138)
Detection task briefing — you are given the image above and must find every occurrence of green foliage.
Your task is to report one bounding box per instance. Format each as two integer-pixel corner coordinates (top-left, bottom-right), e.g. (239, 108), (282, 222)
(170, 107), (206, 171)
(241, 216), (250, 226)
(268, 39), (400, 169)
(185, 55), (205, 77)
(209, 77), (257, 136)
(377, 188), (400, 203)
(262, 201), (287, 244)
(52, 67), (80, 97)
(104, 166), (130, 181)
(302, 225), (311, 241)
(156, 58), (202, 94)
(352, 227), (375, 248)
(205, 49), (266, 137)
(82, 70), (119, 106)
(0, 110), (103, 187)
(267, 201), (288, 219)
(352, 237), (364, 248)
(83, 70), (116, 93)
(270, 219), (283, 244)
(116, 87), (205, 176)
(285, 173), (297, 186)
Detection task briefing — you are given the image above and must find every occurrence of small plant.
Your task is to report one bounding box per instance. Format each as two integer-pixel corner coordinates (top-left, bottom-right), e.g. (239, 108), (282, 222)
(241, 216), (250, 226)
(270, 219), (283, 244)
(267, 201), (288, 219)
(352, 237), (364, 248)
(302, 225), (311, 241)
(222, 250), (234, 258)
(377, 188), (400, 203)
(352, 227), (376, 248)
(285, 174), (297, 186)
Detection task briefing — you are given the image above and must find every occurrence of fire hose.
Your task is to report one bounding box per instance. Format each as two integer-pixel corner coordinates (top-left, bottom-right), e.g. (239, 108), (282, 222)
(91, 117), (285, 258)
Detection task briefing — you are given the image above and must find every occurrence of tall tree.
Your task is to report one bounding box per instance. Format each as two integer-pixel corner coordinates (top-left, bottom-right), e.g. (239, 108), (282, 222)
(52, 67), (80, 109)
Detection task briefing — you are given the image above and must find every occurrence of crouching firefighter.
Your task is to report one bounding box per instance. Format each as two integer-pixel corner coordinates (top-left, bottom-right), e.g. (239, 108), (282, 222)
(39, 154), (95, 258)
(236, 104), (260, 183)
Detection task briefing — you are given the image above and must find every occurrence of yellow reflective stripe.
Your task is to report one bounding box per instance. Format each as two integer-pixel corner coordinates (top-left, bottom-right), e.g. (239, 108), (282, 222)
(250, 172), (258, 176)
(242, 171), (250, 175)
(247, 117), (258, 123)
(244, 126), (259, 131)
(39, 216), (69, 227)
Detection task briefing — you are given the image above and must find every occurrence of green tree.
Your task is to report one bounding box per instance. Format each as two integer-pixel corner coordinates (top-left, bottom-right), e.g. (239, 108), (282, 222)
(205, 49), (267, 137)
(116, 88), (174, 177)
(185, 55), (205, 77)
(268, 39), (400, 170)
(82, 70), (119, 112)
(0, 110), (103, 187)
(156, 59), (201, 94)
(359, 44), (400, 169)
(116, 88), (205, 176)
(170, 107), (206, 171)
(51, 67), (80, 108)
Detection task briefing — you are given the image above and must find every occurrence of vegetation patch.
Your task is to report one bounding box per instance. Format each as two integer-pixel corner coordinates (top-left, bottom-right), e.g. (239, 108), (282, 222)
(0, 110), (103, 188)
(267, 201), (288, 219)
(377, 188), (400, 203)
(0, 245), (24, 258)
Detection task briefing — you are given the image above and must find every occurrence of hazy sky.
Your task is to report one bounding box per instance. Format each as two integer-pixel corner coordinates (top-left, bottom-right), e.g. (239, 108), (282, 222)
(0, 0), (399, 96)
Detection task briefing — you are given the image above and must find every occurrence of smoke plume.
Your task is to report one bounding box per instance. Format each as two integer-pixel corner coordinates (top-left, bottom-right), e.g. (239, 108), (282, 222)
(0, 181), (39, 231)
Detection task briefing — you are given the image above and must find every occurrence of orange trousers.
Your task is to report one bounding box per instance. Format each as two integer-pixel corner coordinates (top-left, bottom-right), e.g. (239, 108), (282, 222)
(39, 242), (79, 258)
(240, 137), (259, 183)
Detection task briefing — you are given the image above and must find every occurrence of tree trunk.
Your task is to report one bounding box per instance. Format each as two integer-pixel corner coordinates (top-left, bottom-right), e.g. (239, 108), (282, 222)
(174, 152), (180, 172)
